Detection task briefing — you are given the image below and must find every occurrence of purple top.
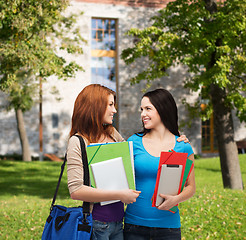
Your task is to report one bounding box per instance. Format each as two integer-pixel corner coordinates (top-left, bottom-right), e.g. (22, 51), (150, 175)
(92, 201), (124, 222)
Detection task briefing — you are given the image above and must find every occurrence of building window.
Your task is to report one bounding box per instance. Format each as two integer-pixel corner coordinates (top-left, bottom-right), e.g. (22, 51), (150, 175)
(201, 114), (218, 153)
(52, 113), (59, 128)
(91, 18), (117, 92)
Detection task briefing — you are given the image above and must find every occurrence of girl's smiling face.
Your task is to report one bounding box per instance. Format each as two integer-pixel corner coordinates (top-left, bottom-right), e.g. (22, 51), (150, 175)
(140, 97), (162, 129)
(103, 94), (117, 124)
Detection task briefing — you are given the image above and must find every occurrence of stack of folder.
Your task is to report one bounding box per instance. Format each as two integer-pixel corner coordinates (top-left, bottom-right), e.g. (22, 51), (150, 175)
(152, 150), (194, 213)
(86, 141), (135, 205)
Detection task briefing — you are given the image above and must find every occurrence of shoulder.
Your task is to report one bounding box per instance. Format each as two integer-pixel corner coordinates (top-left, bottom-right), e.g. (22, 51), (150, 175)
(127, 133), (142, 142)
(67, 135), (89, 152)
(127, 134), (143, 155)
(67, 135), (80, 149)
(175, 136), (194, 156)
(184, 142), (193, 155)
(111, 127), (125, 142)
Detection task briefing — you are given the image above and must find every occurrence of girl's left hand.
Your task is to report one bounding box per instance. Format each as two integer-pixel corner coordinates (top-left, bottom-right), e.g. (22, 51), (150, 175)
(177, 134), (189, 143)
(157, 194), (179, 211)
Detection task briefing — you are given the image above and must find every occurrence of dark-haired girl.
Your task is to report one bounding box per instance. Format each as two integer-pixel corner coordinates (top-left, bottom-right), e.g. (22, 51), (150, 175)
(124, 89), (196, 240)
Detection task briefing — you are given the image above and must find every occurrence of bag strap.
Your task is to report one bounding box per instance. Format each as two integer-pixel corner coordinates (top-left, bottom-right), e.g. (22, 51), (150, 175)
(50, 135), (90, 215)
(75, 135), (90, 214)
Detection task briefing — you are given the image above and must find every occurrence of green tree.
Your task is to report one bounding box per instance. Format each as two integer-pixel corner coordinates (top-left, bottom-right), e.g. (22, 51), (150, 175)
(0, 0), (86, 161)
(121, 0), (245, 189)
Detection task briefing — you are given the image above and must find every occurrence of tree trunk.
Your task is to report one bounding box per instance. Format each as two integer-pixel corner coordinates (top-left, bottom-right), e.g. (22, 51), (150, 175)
(204, 0), (217, 13)
(210, 84), (243, 189)
(15, 108), (32, 162)
(204, 0), (243, 190)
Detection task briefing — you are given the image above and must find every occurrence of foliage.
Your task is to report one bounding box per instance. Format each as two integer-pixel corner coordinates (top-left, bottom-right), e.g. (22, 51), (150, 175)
(121, 0), (246, 122)
(0, 155), (245, 239)
(0, 0), (86, 110)
(6, 70), (36, 112)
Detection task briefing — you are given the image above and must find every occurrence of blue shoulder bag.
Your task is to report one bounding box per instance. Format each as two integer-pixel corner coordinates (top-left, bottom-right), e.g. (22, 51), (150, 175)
(42, 135), (93, 240)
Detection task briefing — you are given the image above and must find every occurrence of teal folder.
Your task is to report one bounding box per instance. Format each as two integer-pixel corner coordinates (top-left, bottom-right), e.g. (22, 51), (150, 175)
(86, 141), (135, 190)
(180, 158), (194, 192)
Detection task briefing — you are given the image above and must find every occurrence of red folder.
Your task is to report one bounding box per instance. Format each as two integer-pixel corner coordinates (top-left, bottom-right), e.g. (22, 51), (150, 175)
(152, 151), (188, 208)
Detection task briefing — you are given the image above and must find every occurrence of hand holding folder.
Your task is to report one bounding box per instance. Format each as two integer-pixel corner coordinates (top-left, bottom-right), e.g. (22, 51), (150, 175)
(152, 150), (194, 213)
(86, 141), (135, 205)
(155, 164), (183, 206)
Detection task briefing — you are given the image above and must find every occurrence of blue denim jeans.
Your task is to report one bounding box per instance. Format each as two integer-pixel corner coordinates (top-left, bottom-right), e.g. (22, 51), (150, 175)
(92, 220), (123, 240)
(123, 223), (181, 240)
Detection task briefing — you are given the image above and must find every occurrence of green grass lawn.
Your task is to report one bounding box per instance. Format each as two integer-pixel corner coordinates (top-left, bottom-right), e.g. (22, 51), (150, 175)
(0, 155), (245, 240)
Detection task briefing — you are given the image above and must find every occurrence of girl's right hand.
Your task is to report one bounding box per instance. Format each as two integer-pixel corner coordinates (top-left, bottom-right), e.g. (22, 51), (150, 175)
(119, 189), (141, 204)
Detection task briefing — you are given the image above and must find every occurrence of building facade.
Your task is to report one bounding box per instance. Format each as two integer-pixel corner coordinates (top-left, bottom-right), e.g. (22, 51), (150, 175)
(0, 0), (245, 158)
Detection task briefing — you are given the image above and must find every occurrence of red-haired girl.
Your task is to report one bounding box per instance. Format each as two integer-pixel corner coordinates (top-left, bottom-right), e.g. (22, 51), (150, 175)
(67, 84), (140, 240)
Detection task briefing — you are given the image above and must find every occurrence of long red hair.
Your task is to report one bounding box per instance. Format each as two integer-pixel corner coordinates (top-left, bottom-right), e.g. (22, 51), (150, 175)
(69, 84), (116, 143)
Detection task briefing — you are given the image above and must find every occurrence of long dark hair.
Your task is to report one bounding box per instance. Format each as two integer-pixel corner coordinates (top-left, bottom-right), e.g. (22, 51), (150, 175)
(138, 88), (180, 137)
(70, 84), (116, 143)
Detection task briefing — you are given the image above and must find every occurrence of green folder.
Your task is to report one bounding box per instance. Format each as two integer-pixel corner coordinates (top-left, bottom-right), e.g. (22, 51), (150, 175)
(86, 141), (135, 190)
(180, 158), (194, 192)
